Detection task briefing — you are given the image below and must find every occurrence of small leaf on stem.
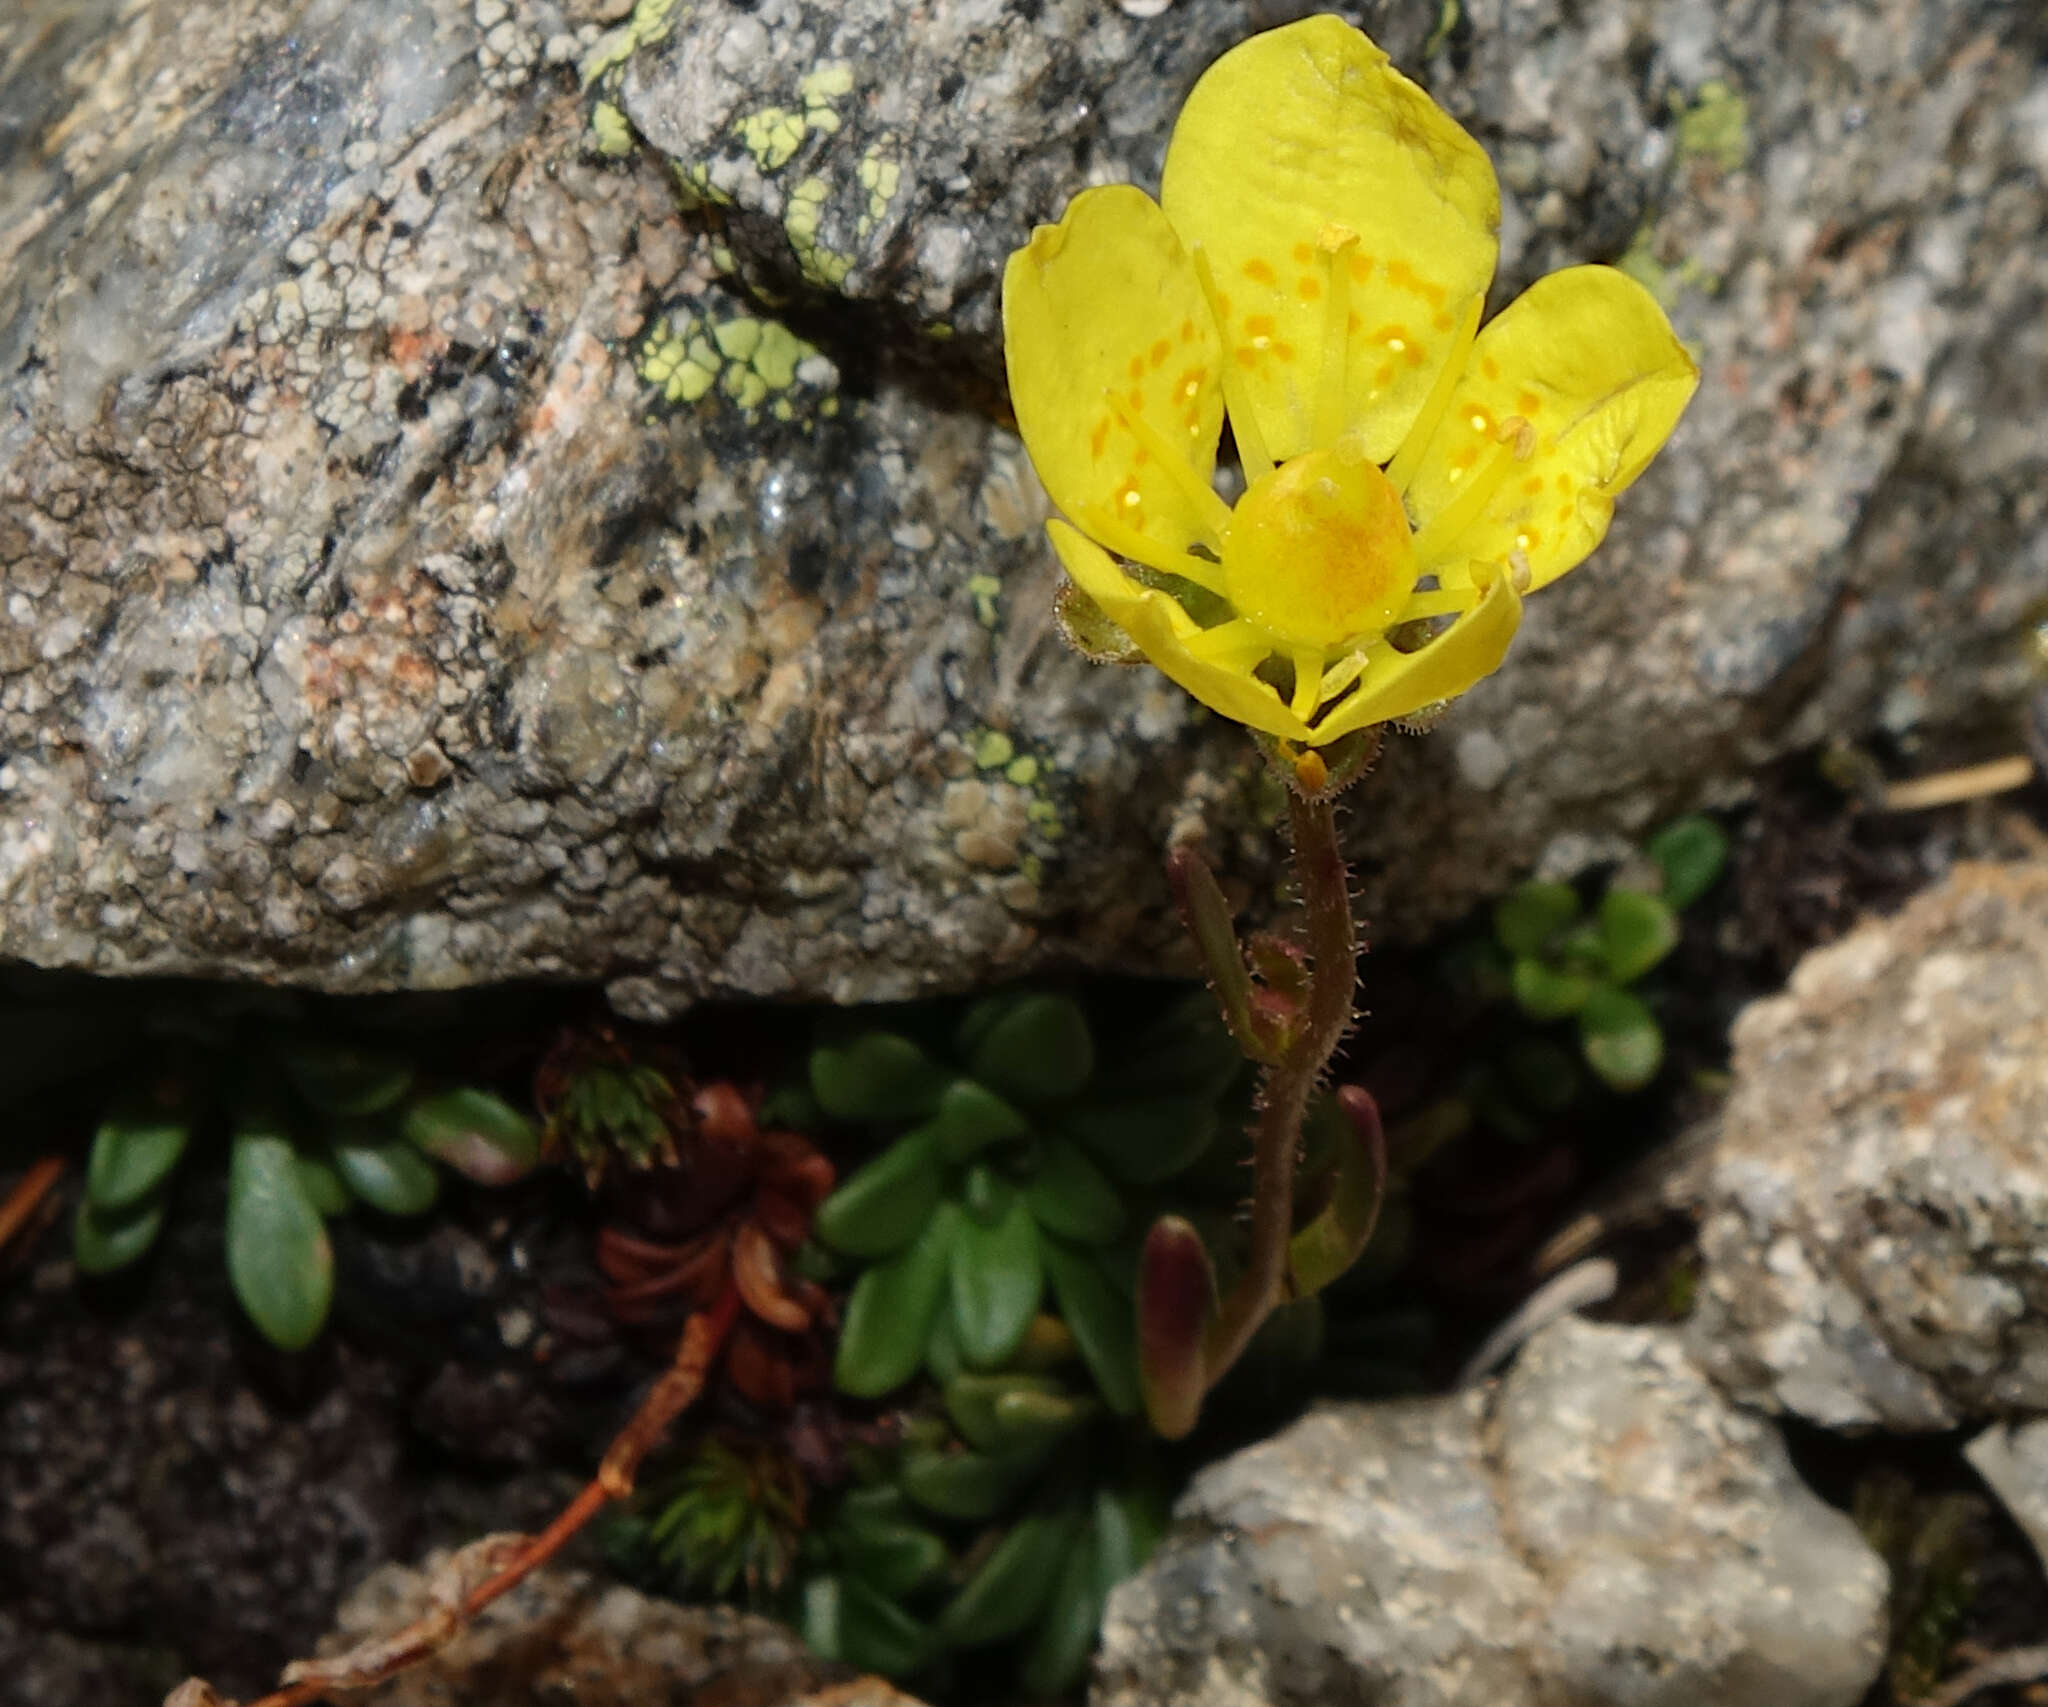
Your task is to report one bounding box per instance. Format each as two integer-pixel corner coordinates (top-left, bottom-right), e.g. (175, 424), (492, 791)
(1287, 1085), (1388, 1299)
(1137, 1215), (1214, 1440)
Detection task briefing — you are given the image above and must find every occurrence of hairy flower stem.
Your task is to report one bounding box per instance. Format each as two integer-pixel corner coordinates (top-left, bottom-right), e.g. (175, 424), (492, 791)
(1202, 788), (1358, 1386)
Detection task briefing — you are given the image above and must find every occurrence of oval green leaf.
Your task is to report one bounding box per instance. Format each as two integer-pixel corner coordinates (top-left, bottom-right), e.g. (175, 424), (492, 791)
(1645, 814), (1728, 911)
(950, 1196), (1043, 1369)
(834, 1203), (959, 1398)
(836, 1515), (951, 1601)
(226, 1131), (334, 1350)
(837, 1575), (930, 1677)
(1023, 1139), (1125, 1245)
(401, 1087), (538, 1184)
(1019, 1523), (1104, 1699)
(900, 1443), (1037, 1522)
(332, 1133), (441, 1216)
(279, 1041), (415, 1117)
(935, 1508), (1081, 1648)
(293, 1150), (354, 1216)
(934, 1077), (1032, 1162)
(73, 1194), (166, 1274)
(1509, 955), (1597, 1021)
(814, 1123), (943, 1257)
(1040, 1237), (1140, 1416)
(966, 995), (1094, 1107)
(1579, 986), (1665, 1093)
(810, 1033), (948, 1122)
(1493, 880), (1580, 958)
(1061, 1097), (1217, 1185)
(84, 1093), (192, 1213)
(1598, 887), (1680, 985)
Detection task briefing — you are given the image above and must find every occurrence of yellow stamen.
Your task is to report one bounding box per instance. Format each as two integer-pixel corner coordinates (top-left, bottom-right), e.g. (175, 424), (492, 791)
(1385, 296), (1482, 498)
(1409, 415), (1534, 567)
(1312, 225), (1358, 448)
(1191, 244), (1274, 482)
(1290, 647), (1325, 721)
(1104, 390), (1234, 543)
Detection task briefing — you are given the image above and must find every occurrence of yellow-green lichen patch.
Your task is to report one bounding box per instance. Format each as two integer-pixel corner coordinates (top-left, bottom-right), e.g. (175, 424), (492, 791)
(581, 0), (683, 85)
(739, 107), (809, 171)
(638, 306), (832, 419)
(1024, 797), (1064, 843)
(1675, 79), (1749, 172)
(800, 62), (854, 134)
(673, 161), (732, 209)
(1616, 223), (1721, 308)
(785, 176), (852, 287)
(973, 730), (1015, 771)
(590, 100), (635, 158)
(856, 145), (901, 238)
(965, 573), (1001, 628)
(1004, 755), (1040, 787)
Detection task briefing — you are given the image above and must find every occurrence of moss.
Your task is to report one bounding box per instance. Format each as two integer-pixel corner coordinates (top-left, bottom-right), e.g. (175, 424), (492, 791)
(1674, 79), (1749, 172)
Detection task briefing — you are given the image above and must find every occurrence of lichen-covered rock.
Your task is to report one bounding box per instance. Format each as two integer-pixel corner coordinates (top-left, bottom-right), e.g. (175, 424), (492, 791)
(1096, 1316), (1886, 1707)
(2, 0), (2044, 1013)
(1690, 859), (2048, 1431)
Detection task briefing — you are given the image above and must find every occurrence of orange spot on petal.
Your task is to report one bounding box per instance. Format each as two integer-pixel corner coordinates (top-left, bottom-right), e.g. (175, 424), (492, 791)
(1348, 254), (1376, 282)
(1150, 338), (1170, 368)
(1090, 419), (1110, 459)
(1244, 314), (1276, 337)
(1522, 475), (1545, 494)
(1234, 347), (1261, 369)
(1292, 241), (1315, 265)
(1374, 361), (1395, 388)
(1517, 390), (1543, 415)
(1481, 355), (1500, 381)
(1128, 356), (1144, 381)
(1432, 310), (1454, 331)
(1272, 341), (1295, 362)
(1243, 258), (1277, 286)
(1180, 317), (1196, 343)
(1297, 275), (1322, 300)
(1127, 387), (1145, 410)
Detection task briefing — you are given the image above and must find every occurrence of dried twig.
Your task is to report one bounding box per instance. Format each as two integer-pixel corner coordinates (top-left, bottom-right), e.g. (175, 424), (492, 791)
(0, 1157), (64, 1268)
(1880, 755), (2035, 812)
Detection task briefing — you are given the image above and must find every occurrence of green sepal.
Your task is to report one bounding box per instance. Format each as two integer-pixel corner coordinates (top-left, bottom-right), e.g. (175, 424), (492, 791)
(1040, 1237), (1140, 1416)
(84, 1092), (191, 1213)
(402, 1087), (538, 1184)
(226, 1128), (334, 1351)
(1598, 887), (1680, 984)
(1022, 1138), (1124, 1246)
(1510, 955), (1597, 1021)
(1493, 880), (1580, 957)
(811, 1032), (948, 1122)
(278, 1041), (414, 1117)
(814, 1123), (943, 1257)
(1579, 986), (1664, 1092)
(900, 1443), (1038, 1521)
(1645, 814), (1728, 910)
(1287, 1087), (1386, 1301)
(1018, 1519), (1103, 1698)
(1061, 1097), (1216, 1185)
(934, 1508), (1083, 1649)
(73, 1194), (166, 1274)
(835, 1203), (959, 1398)
(965, 994), (1094, 1106)
(934, 1077), (1032, 1162)
(950, 1195), (1043, 1369)
(331, 1129), (441, 1216)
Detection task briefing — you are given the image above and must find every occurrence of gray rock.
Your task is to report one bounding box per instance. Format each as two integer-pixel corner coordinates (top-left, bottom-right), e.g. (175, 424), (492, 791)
(1965, 1418), (2048, 1576)
(3, 0), (2045, 1012)
(1689, 859), (2048, 1431)
(1094, 1316), (1887, 1707)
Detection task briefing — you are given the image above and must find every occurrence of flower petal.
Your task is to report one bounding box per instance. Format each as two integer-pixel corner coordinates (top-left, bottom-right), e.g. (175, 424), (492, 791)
(1003, 185), (1230, 556)
(1046, 522), (1311, 741)
(1308, 568), (1522, 742)
(1404, 265), (1699, 591)
(1160, 16), (1499, 465)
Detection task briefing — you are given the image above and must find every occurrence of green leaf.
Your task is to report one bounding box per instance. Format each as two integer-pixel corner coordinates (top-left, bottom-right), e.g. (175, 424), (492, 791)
(226, 1130), (334, 1350)
(935, 1509), (1082, 1649)
(278, 1041), (414, 1117)
(943, 1371), (1063, 1453)
(838, 1575), (931, 1677)
(1091, 991), (1242, 1102)
(1041, 1238), (1140, 1416)
(900, 1444), (1037, 1521)
(84, 1093), (191, 1212)
(811, 1033), (948, 1122)
(813, 1123), (943, 1257)
(966, 994), (1094, 1106)
(1579, 986), (1665, 1093)
(1598, 887), (1680, 984)
(1092, 1485), (1166, 1592)
(331, 1131), (440, 1216)
(925, 1297), (965, 1387)
(293, 1151), (354, 1215)
(950, 1196), (1043, 1369)
(73, 1194), (165, 1274)
(800, 1575), (844, 1663)
(1061, 1097), (1217, 1185)
(834, 1204), (959, 1398)
(1493, 880), (1580, 957)
(1510, 955), (1597, 1021)
(1645, 814), (1728, 910)
(990, 1386), (1096, 1455)
(933, 1077), (1032, 1162)
(835, 1515), (950, 1601)
(959, 1163), (1016, 1227)
(402, 1088), (538, 1184)
(1286, 1086), (1386, 1301)
(1018, 1521), (1103, 1698)
(1023, 1139), (1125, 1245)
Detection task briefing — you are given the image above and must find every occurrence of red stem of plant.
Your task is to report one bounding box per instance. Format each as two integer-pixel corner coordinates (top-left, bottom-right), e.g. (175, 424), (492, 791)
(1203, 788), (1358, 1385)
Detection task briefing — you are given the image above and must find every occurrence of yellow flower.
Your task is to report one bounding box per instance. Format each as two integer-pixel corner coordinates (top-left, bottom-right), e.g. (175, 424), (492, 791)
(1002, 15), (1698, 747)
